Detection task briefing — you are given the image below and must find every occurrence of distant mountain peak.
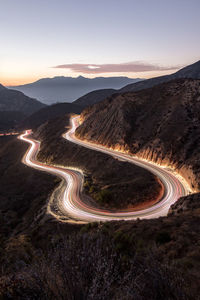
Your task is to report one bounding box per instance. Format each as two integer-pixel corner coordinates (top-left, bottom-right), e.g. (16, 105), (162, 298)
(9, 76), (141, 105)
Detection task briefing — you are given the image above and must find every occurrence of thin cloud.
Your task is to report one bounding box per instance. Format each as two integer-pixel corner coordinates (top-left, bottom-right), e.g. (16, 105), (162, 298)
(53, 62), (180, 74)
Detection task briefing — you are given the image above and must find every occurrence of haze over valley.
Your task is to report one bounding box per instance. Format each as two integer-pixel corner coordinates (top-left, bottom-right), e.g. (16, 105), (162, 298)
(9, 76), (141, 104)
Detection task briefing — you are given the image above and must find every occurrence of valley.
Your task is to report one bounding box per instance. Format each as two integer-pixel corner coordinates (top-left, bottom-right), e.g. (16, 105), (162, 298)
(0, 60), (200, 299)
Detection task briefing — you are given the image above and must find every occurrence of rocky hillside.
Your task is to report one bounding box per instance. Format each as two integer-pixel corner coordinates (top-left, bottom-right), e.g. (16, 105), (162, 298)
(76, 78), (200, 191)
(0, 84), (45, 115)
(35, 115), (162, 210)
(169, 193), (200, 216)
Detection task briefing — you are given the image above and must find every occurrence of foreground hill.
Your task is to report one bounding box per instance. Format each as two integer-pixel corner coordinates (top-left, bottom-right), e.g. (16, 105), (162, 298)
(9, 76), (141, 104)
(76, 78), (200, 191)
(1, 64), (200, 298)
(34, 115), (162, 210)
(0, 84), (45, 115)
(0, 133), (199, 299)
(120, 59), (200, 93)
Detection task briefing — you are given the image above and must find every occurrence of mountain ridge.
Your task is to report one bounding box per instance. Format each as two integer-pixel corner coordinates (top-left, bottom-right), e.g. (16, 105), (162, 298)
(72, 60), (200, 108)
(119, 60), (200, 93)
(8, 76), (142, 104)
(0, 84), (46, 115)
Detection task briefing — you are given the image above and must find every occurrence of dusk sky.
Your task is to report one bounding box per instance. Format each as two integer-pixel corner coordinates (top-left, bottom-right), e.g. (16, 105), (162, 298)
(1, 0), (200, 86)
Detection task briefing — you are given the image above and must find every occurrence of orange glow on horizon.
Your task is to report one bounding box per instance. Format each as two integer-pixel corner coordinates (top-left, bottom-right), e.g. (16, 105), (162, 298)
(0, 69), (177, 87)
(1, 77), (40, 87)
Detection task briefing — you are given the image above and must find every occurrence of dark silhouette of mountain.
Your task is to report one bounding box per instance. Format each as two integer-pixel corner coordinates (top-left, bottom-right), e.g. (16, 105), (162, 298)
(76, 78), (200, 192)
(9, 76), (142, 104)
(0, 83), (6, 91)
(0, 111), (26, 131)
(73, 88), (116, 107)
(19, 102), (82, 129)
(119, 60), (200, 93)
(0, 84), (46, 115)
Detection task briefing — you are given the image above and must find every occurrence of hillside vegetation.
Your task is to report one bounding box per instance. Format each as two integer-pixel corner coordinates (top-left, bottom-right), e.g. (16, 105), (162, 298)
(0, 118), (199, 299)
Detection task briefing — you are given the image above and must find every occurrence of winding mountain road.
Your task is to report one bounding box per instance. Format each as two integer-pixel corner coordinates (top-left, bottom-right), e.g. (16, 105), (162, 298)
(19, 116), (190, 222)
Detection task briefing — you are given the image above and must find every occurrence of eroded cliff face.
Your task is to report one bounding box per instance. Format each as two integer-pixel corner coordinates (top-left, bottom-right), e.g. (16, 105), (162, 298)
(76, 79), (200, 192)
(133, 146), (198, 192)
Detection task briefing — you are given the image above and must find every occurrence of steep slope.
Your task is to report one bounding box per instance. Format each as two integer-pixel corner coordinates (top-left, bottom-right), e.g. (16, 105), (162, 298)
(0, 136), (56, 236)
(9, 76), (141, 104)
(76, 78), (200, 191)
(0, 85), (46, 115)
(19, 102), (82, 129)
(73, 88), (116, 108)
(120, 60), (200, 93)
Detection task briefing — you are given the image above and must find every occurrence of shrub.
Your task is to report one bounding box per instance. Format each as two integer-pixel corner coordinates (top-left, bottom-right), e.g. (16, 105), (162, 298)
(156, 231), (171, 244)
(96, 189), (112, 205)
(0, 232), (189, 300)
